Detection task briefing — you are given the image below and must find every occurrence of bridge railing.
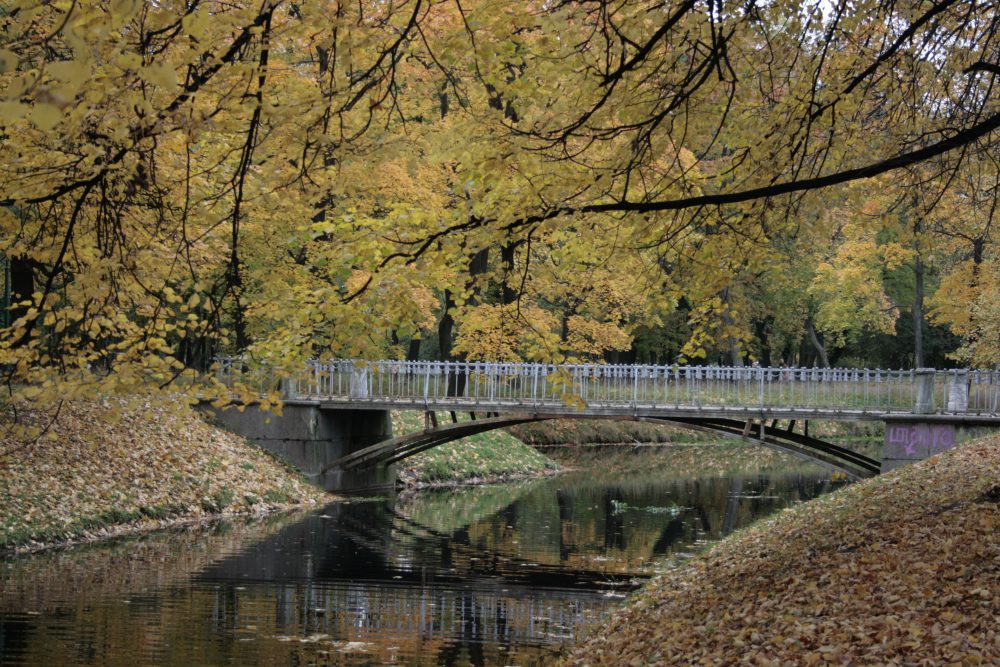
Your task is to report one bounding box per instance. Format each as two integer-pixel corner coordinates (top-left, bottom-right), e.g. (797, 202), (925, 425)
(215, 358), (1000, 415)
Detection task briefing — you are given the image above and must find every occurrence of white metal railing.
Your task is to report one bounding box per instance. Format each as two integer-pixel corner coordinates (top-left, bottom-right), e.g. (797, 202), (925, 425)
(213, 358), (1000, 416)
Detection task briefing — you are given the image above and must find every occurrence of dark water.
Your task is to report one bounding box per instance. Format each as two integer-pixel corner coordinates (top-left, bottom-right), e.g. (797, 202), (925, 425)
(0, 466), (846, 666)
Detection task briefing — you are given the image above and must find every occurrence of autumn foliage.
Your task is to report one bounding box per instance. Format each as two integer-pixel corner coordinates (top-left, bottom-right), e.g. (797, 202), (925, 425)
(2, 0), (1000, 418)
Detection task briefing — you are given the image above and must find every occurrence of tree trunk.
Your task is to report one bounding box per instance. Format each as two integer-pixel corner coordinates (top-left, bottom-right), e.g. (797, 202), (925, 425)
(438, 289), (455, 360)
(806, 318), (831, 368)
(728, 338), (744, 367)
(720, 287), (743, 366)
(468, 247), (489, 297)
(500, 242), (519, 305)
(8, 256), (33, 331)
(913, 208), (925, 368)
(438, 248), (489, 362)
(913, 253), (925, 367)
(407, 337), (421, 361)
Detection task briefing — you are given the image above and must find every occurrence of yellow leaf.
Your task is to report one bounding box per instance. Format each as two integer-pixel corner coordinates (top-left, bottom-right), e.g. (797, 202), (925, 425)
(0, 101), (28, 123)
(110, 0), (141, 26)
(1, 73), (34, 100)
(47, 60), (90, 82)
(141, 62), (177, 90)
(0, 48), (18, 74)
(182, 10), (210, 41)
(116, 53), (142, 70)
(29, 103), (62, 130)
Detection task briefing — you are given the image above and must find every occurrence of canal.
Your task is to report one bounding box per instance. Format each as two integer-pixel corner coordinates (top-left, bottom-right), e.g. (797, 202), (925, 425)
(0, 447), (848, 666)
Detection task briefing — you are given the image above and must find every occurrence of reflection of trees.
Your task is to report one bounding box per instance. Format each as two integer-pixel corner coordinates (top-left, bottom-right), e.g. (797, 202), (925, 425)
(1, 506), (612, 666)
(398, 478), (548, 534)
(0, 516), (301, 607)
(392, 469), (841, 579)
(0, 468), (845, 666)
(0, 514), (304, 667)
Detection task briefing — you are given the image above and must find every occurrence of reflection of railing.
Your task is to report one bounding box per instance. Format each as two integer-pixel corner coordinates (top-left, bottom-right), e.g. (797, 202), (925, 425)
(219, 581), (610, 645)
(215, 358), (1000, 416)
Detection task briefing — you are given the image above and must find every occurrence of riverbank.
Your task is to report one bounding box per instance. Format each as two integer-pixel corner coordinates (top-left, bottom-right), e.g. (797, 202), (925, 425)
(510, 417), (883, 447)
(0, 400), (324, 554)
(509, 419), (682, 445)
(542, 441), (839, 478)
(393, 411), (560, 487)
(565, 436), (1000, 665)
(395, 413), (872, 487)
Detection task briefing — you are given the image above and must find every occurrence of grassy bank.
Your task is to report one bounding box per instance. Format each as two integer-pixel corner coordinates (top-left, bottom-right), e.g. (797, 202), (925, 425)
(509, 418), (884, 446)
(509, 419), (683, 445)
(393, 411), (560, 487)
(0, 400), (324, 553)
(565, 437), (1000, 665)
(543, 441), (837, 479)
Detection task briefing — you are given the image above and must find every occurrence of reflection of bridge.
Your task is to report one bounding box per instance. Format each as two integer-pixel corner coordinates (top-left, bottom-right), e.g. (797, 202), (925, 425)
(212, 359), (1000, 490)
(192, 474), (837, 656)
(195, 504), (622, 654)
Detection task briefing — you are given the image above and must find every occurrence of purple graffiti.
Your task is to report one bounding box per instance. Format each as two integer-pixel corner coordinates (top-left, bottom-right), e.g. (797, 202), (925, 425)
(885, 424), (956, 458)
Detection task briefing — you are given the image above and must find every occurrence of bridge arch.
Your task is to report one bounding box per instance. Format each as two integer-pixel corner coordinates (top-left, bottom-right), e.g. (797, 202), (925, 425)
(322, 414), (881, 481)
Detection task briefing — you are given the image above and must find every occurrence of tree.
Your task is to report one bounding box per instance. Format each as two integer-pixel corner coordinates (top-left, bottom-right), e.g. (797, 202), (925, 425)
(3, 0), (1000, 430)
(927, 155), (1000, 365)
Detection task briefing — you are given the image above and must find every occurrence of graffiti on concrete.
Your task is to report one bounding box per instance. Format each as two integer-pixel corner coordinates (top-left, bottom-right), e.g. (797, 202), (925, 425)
(884, 424), (956, 459)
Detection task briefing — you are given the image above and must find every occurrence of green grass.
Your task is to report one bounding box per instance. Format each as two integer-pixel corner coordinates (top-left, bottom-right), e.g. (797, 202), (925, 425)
(542, 442), (832, 479)
(263, 489), (290, 504)
(507, 417), (884, 447)
(509, 419), (695, 445)
(1, 504), (190, 552)
(393, 411), (559, 485)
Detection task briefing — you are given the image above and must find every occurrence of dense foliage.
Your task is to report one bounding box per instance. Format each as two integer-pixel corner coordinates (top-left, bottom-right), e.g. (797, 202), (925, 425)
(3, 0), (1000, 425)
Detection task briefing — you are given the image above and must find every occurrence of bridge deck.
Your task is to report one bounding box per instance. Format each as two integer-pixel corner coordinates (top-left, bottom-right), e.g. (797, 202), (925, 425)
(297, 397), (961, 422)
(219, 358), (1000, 423)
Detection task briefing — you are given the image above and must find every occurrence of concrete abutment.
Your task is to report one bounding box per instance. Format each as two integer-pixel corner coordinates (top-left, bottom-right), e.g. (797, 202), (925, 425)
(882, 369), (1000, 472)
(205, 403), (394, 493)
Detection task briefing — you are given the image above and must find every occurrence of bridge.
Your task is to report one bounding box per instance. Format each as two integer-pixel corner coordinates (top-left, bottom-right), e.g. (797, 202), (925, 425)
(210, 359), (1000, 491)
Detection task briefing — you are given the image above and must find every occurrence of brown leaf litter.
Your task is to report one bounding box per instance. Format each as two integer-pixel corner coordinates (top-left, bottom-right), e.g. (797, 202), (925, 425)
(1, 398), (326, 553)
(565, 437), (1000, 665)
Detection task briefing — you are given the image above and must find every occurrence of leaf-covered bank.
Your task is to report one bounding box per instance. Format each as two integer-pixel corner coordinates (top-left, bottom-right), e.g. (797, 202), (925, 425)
(393, 411), (560, 487)
(0, 400), (324, 554)
(565, 437), (1000, 665)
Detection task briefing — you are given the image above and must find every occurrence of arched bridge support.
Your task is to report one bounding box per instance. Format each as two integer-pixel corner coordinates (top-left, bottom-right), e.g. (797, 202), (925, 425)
(207, 402), (1000, 491)
(321, 413), (882, 487)
(205, 403), (395, 492)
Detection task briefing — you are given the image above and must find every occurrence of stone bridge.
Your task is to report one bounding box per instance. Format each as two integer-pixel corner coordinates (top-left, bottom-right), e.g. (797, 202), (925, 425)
(209, 359), (1000, 491)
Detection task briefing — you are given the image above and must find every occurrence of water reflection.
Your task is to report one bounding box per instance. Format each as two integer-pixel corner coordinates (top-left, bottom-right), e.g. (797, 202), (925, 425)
(1, 465), (846, 666)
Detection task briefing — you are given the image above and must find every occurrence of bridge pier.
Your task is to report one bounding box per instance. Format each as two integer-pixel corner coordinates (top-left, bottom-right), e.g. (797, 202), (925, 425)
(206, 404), (394, 493)
(881, 370), (998, 472)
(882, 421), (997, 472)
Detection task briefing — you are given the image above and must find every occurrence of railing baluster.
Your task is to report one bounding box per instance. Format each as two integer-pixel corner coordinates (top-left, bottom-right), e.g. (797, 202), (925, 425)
(423, 362), (430, 407)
